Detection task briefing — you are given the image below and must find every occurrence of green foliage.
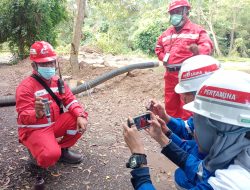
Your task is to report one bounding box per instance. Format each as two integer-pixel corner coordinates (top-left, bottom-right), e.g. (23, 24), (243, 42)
(80, 0), (169, 55)
(0, 0), (67, 59)
(95, 33), (130, 54)
(2, 0), (250, 59)
(56, 0), (250, 58)
(133, 20), (167, 55)
(231, 38), (249, 57)
(191, 0), (250, 57)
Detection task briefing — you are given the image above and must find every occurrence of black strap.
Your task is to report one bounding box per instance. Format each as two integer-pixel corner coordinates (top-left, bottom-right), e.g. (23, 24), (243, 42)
(31, 74), (64, 114)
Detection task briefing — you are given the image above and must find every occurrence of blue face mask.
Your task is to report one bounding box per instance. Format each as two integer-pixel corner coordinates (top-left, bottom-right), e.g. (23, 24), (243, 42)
(170, 14), (183, 27)
(38, 66), (55, 80)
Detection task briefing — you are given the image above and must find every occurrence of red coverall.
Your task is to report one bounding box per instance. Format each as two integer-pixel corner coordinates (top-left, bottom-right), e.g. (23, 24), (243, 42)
(155, 19), (213, 120)
(16, 73), (88, 168)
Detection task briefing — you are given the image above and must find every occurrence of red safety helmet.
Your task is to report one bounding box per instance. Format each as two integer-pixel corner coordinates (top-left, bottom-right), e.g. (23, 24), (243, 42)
(30, 41), (57, 63)
(168, 0), (191, 12)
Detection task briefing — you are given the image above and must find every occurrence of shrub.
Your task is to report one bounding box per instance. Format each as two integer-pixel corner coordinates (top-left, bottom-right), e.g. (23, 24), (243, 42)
(0, 0), (67, 59)
(133, 20), (167, 55)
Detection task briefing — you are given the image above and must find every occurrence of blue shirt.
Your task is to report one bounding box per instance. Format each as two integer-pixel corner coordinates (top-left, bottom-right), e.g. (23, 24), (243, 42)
(167, 117), (194, 140)
(131, 142), (214, 190)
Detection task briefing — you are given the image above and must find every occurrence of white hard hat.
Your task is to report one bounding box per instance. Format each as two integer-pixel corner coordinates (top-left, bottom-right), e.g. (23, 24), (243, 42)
(175, 55), (221, 94)
(184, 70), (250, 128)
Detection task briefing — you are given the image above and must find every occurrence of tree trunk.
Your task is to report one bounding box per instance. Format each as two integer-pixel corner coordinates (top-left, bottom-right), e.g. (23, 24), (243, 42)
(70, 0), (86, 75)
(199, 7), (222, 56)
(228, 7), (237, 56)
(209, 25), (222, 57)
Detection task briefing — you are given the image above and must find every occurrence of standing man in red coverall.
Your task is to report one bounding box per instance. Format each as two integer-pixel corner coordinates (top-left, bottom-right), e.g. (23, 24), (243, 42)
(16, 41), (88, 168)
(155, 0), (213, 120)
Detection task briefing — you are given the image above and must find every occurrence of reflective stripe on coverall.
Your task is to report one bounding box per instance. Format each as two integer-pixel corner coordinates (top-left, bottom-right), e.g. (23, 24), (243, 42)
(16, 74), (88, 168)
(155, 19), (213, 120)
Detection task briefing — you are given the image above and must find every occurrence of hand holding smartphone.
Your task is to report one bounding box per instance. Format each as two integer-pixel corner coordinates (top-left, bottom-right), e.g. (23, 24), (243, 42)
(127, 113), (151, 131)
(145, 101), (153, 111)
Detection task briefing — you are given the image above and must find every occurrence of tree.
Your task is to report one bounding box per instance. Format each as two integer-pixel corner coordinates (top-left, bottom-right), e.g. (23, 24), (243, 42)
(191, 0), (250, 57)
(225, 0), (249, 56)
(0, 0), (67, 59)
(193, 0), (222, 56)
(70, 0), (86, 74)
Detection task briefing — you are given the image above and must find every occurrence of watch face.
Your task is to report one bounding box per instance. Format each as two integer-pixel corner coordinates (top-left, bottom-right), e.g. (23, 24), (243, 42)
(130, 157), (137, 168)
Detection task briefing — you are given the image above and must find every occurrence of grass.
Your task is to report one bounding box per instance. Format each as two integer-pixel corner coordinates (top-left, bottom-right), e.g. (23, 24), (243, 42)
(217, 56), (250, 63)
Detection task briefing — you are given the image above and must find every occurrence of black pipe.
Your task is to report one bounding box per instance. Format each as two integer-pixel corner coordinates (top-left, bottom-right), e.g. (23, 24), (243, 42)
(0, 95), (16, 107)
(0, 61), (159, 107)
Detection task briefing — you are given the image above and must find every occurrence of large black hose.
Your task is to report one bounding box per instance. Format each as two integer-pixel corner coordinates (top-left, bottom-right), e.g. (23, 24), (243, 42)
(0, 61), (159, 107)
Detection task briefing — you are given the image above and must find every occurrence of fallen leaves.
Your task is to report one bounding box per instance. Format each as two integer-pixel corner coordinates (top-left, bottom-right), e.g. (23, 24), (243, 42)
(0, 177), (10, 188)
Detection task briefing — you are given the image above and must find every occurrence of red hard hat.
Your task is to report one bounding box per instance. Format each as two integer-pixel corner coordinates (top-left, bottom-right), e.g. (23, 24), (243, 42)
(168, 0), (191, 12)
(30, 41), (57, 63)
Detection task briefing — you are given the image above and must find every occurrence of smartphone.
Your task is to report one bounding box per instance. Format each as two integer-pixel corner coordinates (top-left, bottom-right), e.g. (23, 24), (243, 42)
(128, 113), (151, 130)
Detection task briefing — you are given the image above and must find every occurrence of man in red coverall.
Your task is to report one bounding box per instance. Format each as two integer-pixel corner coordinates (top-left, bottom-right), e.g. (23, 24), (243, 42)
(16, 41), (88, 168)
(155, 0), (213, 120)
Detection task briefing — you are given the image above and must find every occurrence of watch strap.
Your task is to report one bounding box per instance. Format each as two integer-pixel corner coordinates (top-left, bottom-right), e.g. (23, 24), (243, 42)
(126, 153), (147, 169)
(165, 130), (173, 138)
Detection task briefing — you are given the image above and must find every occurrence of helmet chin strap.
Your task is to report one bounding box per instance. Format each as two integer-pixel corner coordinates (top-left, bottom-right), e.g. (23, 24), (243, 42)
(33, 62), (41, 75)
(174, 7), (188, 31)
(31, 62), (38, 72)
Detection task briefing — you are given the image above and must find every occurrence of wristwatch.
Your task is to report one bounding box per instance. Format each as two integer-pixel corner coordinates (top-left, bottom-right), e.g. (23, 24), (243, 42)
(165, 130), (173, 138)
(126, 153), (147, 169)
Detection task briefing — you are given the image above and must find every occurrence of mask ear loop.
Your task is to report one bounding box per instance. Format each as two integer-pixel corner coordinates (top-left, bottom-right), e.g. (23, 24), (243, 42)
(182, 7), (189, 21)
(33, 62), (38, 71)
(174, 7), (187, 28)
(33, 62), (43, 78)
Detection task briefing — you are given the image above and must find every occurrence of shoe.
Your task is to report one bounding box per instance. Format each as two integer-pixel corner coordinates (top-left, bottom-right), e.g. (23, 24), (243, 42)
(58, 148), (83, 164)
(28, 150), (38, 166)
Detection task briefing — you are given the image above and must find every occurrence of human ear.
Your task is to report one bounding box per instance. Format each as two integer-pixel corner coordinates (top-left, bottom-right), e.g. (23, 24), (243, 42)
(31, 62), (38, 71)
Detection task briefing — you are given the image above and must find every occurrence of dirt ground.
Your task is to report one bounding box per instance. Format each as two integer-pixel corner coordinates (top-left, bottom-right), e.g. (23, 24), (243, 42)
(0, 56), (178, 190)
(1, 54), (250, 190)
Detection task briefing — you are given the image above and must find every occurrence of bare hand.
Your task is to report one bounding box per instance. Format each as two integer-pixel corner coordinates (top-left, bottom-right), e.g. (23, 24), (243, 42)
(145, 113), (170, 147)
(147, 99), (170, 123)
(77, 117), (88, 134)
(123, 119), (145, 154)
(146, 113), (163, 139)
(157, 116), (171, 135)
(35, 96), (45, 118)
(188, 44), (199, 55)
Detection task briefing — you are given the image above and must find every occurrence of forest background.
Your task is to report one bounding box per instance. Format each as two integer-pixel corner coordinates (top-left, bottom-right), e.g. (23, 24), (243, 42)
(0, 0), (250, 62)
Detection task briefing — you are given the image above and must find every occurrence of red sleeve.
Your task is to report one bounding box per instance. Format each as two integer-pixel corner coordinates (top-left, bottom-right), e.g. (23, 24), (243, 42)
(155, 34), (165, 61)
(197, 29), (214, 55)
(62, 82), (88, 119)
(16, 84), (38, 125)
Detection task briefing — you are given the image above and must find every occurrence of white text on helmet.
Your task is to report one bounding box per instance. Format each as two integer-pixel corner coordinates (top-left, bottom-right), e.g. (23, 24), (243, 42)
(30, 48), (37, 55)
(182, 71), (202, 79)
(204, 89), (236, 101)
(41, 46), (48, 55)
(181, 64), (219, 80)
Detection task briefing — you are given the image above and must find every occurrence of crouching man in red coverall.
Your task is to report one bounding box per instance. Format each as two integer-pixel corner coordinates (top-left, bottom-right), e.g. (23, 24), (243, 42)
(15, 41), (88, 168)
(155, 0), (213, 120)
